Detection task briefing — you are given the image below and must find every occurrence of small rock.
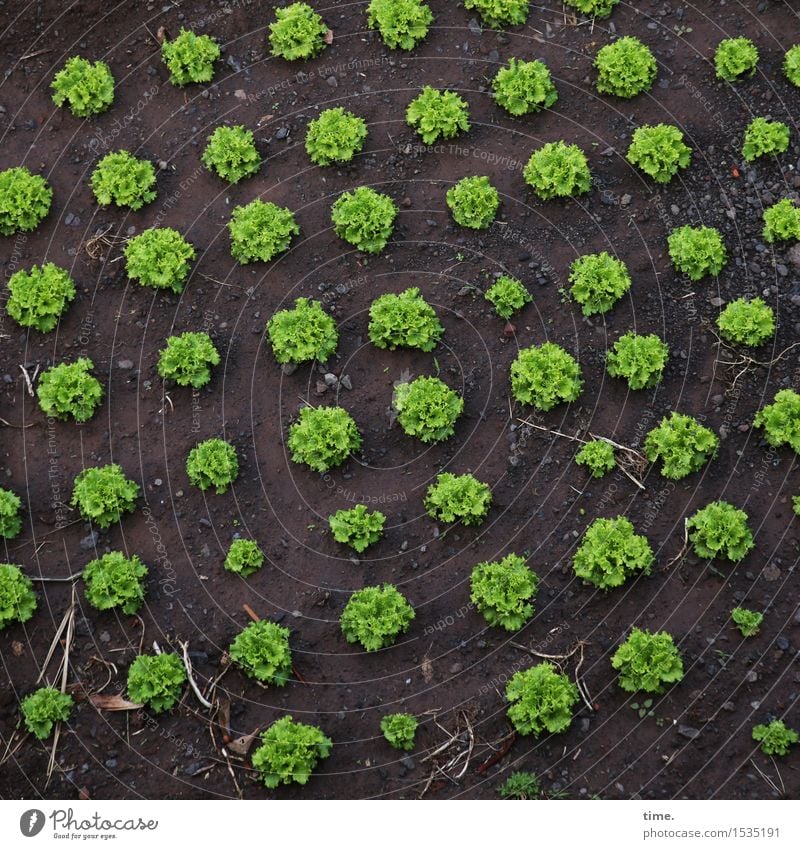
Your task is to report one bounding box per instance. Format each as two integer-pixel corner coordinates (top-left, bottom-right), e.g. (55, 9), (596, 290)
(281, 362), (298, 376)
(467, 18), (482, 36)
(709, 297), (725, 307)
(400, 756), (416, 771)
(763, 563), (781, 582)
(234, 89), (247, 101)
(185, 761), (204, 776)
(787, 243), (800, 269)
(721, 701), (736, 712)
(291, 609), (302, 618)
(79, 531), (99, 551)
(678, 725), (700, 740)
(326, 76), (338, 88)
(99, 631), (111, 644)
(449, 662), (463, 674)
(621, 194), (632, 206)
(746, 671), (758, 683)
(711, 394), (724, 406)
(117, 359), (134, 370)
(323, 373), (338, 388)
(340, 375), (352, 390)
(275, 126), (290, 140)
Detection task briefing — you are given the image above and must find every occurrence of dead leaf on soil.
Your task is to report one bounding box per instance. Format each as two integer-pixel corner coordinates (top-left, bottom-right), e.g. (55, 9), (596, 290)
(11, 641), (24, 657)
(325, 29), (334, 44)
(421, 655), (433, 683)
(156, 26), (168, 44)
(89, 694), (144, 711)
(227, 731), (259, 757)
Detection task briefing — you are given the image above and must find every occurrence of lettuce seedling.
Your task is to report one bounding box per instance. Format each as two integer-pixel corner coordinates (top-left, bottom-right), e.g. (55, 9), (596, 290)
(157, 332), (220, 388)
(368, 287), (443, 352)
(201, 125), (260, 183)
(0, 166), (53, 235)
(37, 358), (104, 422)
(742, 117), (790, 162)
(288, 406), (362, 472)
(127, 652), (187, 713)
(714, 37), (759, 82)
(463, 0), (529, 28)
(606, 332), (669, 390)
(252, 716), (332, 787)
(470, 553), (539, 631)
(305, 107), (368, 166)
(626, 124), (691, 183)
(611, 628), (684, 693)
(446, 175), (500, 229)
(229, 199), (300, 264)
(331, 186), (397, 253)
(124, 227), (196, 293)
(505, 662), (578, 736)
(717, 298), (774, 347)
(686, 500), (754, 562)
(510, 342), (583, 411)
(784, 45), (800, 87)
(0, 489), (22, 539)
(269, 2), (329, 61)
(224, 539), (265, 577)
(731, 607), (763, 637)
(595, 36), (656, 98)
(644, 413), (718, 479)
(186, 438), (239, 493)
(161, 28), (220, 85)
(340, 584), (415, 651)
(367, 0), (433, 50)
(0, 563), (37, 629)
(485, 275), (531, 319)
(424, 472), (492, 526)
(71, 464), (140, 528)
(329, 504), (386, 553)
(523, 141), (591, 200)
(393, 375), (464, 443)
(499, 771), (541, 800)
(762, 199), (800, 243)
(573, 516), (653, 589)
(91, 150), (157, 209)
(754, 389), (800, 453)
(564, 0), (618, 17)
(21, 687), (73, 740)
(752, 720), (798, 756)
(83, 551), (148, 613)
(267, 297), (339, 364)
(6, 263), (76, 332)
(667, 225), (727, 281)
(568, 251), (631, 315)
(380, 713), (418, 750)
(51, 56), (114, 117)
(575, 440), (615, 478)
(493, 58), (557, 115)
(229, 620), (292, 684)
(406, 86), (470, 144)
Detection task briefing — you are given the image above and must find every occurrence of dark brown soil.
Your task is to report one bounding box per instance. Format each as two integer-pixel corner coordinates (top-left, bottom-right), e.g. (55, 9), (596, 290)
(1, 0), (799, 801)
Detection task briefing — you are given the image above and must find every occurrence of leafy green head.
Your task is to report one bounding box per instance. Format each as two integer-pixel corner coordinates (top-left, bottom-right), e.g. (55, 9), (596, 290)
(493, 58), (557, 116)
(51, 56), (114, 117)
(742, 117), (790, 163)
(224, 539), (265, 577)
(731, 607), (763, 638)
(611, 628), (684, 693)
(252, 716), (332, 787)
(201, 125), (260, 183)
(288, 406), (362, 472)
(510, 342), (583, 411)
(124, 227), (196, 293)
(0, 563), (37, 629)
(752, 720), (798, 757)
(573, 516), (653, 589)
(229, 199), (299, 264)
(91, 150), (157, 209)
(21, 687), (73, 740)
(186, 438), (239, 493)
(161, 29), (220, 86)
(687, 500), (753, 562)
(606, 332), (669, 390)
(424, 472), (492, 526)
(595, 36), (656, 98)
(470, 553), (539, 631)
(626, 124), (691, 183)
(753, 389), (800, 453)
(523, 141), (591, 200)
(158, 332), (220, 388)
(485, 275), (531, 320)
(463, 0), (529, 28)
(406, 86), (470, 144)
(305, 107), (368, 166)
(6, 263), (76, 332)
(331, 186), (397, 253)
(0, 167), (53, 236)
(367, 0), (433, 50)
(717, 298), (774, 347)
(127, 652), (187, 713)
(380, 713), (418, 750)
(714, 37), (759, 82)
(575, 440), (615, 478)
(37, 358), (103, 422)
(368, 287), (443, 352)
(568, 251), (631, 315)
(340, 584), (415, 651)
(498, 771), (541, 800)
(229, 619), (292, 684)
(71, 464), (140, 528)
(762, 199), (800, 243)
(446, 175), (500, 230)
(505, 662), (579, 736)
(393, 375), (464, 443)
(644, 412), (718, 479)
(0, 490), (22, 540)
(329, 504), (386, 553)
(784, 45), (800, 87)
(83, 551), (148, 614)
(269, 2), (329, 61)
(267, 297), (339, 364)
(667, 225), (726, 281)
(565, 0), (618, 17)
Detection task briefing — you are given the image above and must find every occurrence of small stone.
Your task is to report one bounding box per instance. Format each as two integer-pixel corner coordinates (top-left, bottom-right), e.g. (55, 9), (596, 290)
(323, 373), (338, 388)
(281, 362), (298, 376)
(117, 359), (134, 370)
(721, 701), (736, 712)
(709, 297), (725, 307)
(340, 375), (352, 390)
(711, 394), (724, 406)
(678, 725), (700, 740)
(105, 758), (117, 769)
(158, 160), (168, 170)
(291, 609), (302, 618)
(79, 531), (99, 551)
(99, 631), (111, 643)
(746, 670), (758, 683)
(275, 126), (289, 140)
(234, 89), (247, 101)
(776, 636), (790, 651)
(763, 563), (781, 582)
(400, 756), (416, 771)
(621, 194), (631, 206)
(326, 76), (338, 88)
(449, 662), (463, 674)
(153, 478), (162, 487)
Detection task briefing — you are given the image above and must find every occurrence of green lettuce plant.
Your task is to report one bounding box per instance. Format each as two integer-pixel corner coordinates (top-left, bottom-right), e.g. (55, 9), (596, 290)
(0, 490), (22, 539)
(644, 413), (718, 479)
(762, 199), (800, 243)
(424, 472), (492, 526)
(331, 186), (397, 253)
(752, 720), (798, 756)
(186, 438), (239, 493)
(252, 716), (332, 787)
(446, 175), (500, 229)
(754, 389), (800, 453)
(606, 332), (668, 390)
(510, 342), (583, 411)
(83, 551), (148, 613)
(575, 440), (615, 478)
(784, 45), (800, 87)
(499, 771), (541, 800)
(564, 0), (618, 17)
(6, 263), (76, 332)
(611, 628), (684, 693)
(0, 563), (37, 629)
(0, 166), (52, 235)
(288, 406), (362, 472)
(329, 504), (385, 553)
(267, 297), (338, 364)
(568, 251), (631, 315)
(229, 620), (292, 684)
(523, 141), (591, 200)
(127, 652), (187, 713)
(686, 500), (753, 562)
(201, 125), (260, 182)
(37, 358), (103, 422)
(573, 516), (653, 589)
(485, 275), (531, 319)
(715, 37), (759, 82)
(71, 464), (140, 528)
(21, 688), (73, 740)
(626, 124), (691, 183)
(229, 199), (299, 264)
(91, 150), (157, 209)
(463, 0), (529, 28)
(731, 607), (762, 637)
(51, 56), (114, 117)
(667, 225), (726, 281)
(717, 298), (774, 346)
(269, 2), (329, 61)
(161, 29), (220, 85)
(367, 0), (433, 50)
(306, 107), (368, 166)
(406, 86), (470, 144)
(505, 662), (578, 736)
(380, 713), (418, 750)
(368, 287), (443, 351)
(742, 117), (790, 162)
(224, 539), (265, 577)
(124, 227), (196, 293)
(340, 584), (414, 651)
(393, 375), (463, 443)
(158, 332), (220, 388)
(470, 553), (538, 631)
(492, 58), (557, 115)
(595, 36), (656, 98)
